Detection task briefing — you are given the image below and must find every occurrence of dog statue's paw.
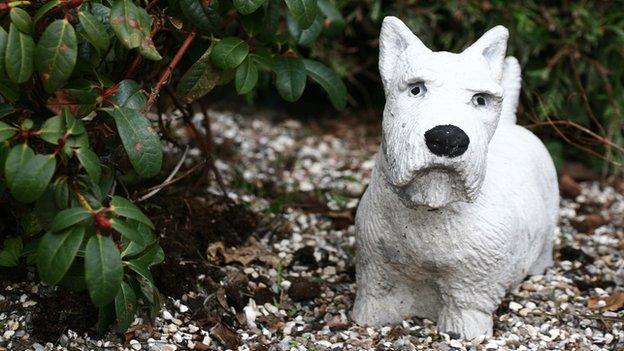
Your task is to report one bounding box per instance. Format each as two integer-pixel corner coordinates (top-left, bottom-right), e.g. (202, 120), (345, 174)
(352, 296), (403, 326)
(437, 308), (493, 340)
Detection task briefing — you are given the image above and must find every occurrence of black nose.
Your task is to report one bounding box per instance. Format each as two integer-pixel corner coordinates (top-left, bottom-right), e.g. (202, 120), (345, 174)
(424, 125), (470, 158)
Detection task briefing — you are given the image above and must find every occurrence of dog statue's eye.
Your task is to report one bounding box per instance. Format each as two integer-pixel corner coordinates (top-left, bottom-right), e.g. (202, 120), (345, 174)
(472, 93), (488, 106)
(410, 82), (427, 96)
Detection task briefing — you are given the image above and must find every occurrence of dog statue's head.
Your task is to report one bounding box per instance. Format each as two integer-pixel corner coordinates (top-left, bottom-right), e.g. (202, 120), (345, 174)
(378, 16), (508, 209)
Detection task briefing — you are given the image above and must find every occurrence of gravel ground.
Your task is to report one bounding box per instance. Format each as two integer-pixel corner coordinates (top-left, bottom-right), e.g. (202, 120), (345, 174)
(0, 109), (623, 350)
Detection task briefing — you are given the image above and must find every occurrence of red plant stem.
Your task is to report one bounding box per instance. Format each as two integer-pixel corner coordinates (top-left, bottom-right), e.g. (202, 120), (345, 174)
(145, 30), (197, 112)
(145, 0), (160, 11)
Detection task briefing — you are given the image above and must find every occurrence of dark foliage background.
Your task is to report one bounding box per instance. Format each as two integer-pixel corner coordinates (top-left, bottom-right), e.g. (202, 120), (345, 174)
(303, 0), (624, 174)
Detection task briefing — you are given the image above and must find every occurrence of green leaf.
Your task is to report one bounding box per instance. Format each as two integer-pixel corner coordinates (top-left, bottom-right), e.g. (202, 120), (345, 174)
(37, 226), (84, 285)
(35, 19), (78, 93)
(0, 79), (20, 101)
(211, 37), (249, 70)
(287, 14), (322, 45)
(136, 7), (161, 61)
(78, 10), (110, 51)
(102, 106), (162, 178)
(10, 8), (32, 35)
(126, 245), (162, 284)
(233, 0), (266, 15)
(39, 115), (66, 144)
(97, 303), (116, 334)
(250, 48), (274, 71)
(115, 281), (137, 331)
(284, 0), (317, 29)
(5, 144), (56, 203)
(0, 121), (16, 142)
(110, 196), (154, 228)
(275, 56), (306, 102)
(317, 0), (344, 37)
(110, 0), (143, 49)
(50, 207), (91, 232)
(176, 46), (221, 103)
(0, 237), (23, 267)
(179, 0), (219, 32)
(85, 234), (123, 306)
(0, 27), (8, 79)
(5, 24), (35, 84)
(58, 260), (87, 292)
(4, 143), (34, 184)
(303, 59), (347, 110)
(46, 79), (100, 117)
(110, 218), (145, 245)
(235, 57), (259, 95)
(76, 147), (101, 183)
(63, 109), (86, 135)
(110, 80), (146, 110)
(33, 0), (61, 24)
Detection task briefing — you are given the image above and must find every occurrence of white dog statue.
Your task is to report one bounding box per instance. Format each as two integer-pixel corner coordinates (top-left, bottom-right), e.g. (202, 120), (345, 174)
(352, 17), (559, 339)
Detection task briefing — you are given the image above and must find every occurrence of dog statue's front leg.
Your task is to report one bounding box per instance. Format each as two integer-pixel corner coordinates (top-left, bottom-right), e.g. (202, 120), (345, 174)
(352, 253), (418, 326)
(436, 279), (507, 339)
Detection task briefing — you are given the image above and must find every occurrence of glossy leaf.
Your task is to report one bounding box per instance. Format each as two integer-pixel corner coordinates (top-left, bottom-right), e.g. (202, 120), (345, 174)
(317, 0), (344, 37)
(179, 0), (219, 32)
(284, 0), (317, 29)
(211, 37), (249, 70)
(115, 281), (137, 331)
(33, 0), (61, 24)
(37, 226), (84, 285)
(110, 218), (145, 245)
(0, 121), (16, 142)
(78, 10), (110, 51)
(5, 24), (35, 84)
(102, 106), (162, 178)
(275, 56), (306, 102)
(110, 80), (147, 110)
(46, 80), (100, 117)
(233, 0), (266, 15)
(35, 19), (78, 93)
(287, 14), (322, 45)
(0, 237), (23, 267)
(85, 235), (123, 306)
(303, 59), (347, 110)
(110, 196), (154, 228)
(10, 8), (32, 35)
(39, 115), (66, 144)
(50, 207), (91, 232)
(235, 57), (259, 95)
(177, 46), (221, 103)
(136, 7), (161, 61)
(5, 144), (56, 203)
(76, 147), (101, 183)
(110, 0), (143, 49)
(0, 27), (8, 79)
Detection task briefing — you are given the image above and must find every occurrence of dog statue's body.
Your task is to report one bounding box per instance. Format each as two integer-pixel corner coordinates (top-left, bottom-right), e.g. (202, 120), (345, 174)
(352, 17), (559, 339)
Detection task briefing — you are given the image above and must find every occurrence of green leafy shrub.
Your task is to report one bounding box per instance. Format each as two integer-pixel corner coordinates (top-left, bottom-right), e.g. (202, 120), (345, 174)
(0, 0), (346, 332)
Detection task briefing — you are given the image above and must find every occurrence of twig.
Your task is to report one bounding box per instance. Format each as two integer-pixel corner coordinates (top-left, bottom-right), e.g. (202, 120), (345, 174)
(145, 30), (197, 112)
(137, 159), (206, 199)
(136, 146), (190, 202)
(164, 87), (229, 198)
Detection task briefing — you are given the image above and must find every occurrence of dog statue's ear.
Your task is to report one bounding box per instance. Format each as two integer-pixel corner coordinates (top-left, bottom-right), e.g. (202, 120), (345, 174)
(464, 25), (509, 81)
(379, 16), (430, 90)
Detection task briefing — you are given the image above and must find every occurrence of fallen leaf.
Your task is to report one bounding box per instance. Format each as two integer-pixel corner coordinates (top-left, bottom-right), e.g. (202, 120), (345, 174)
(207, 238), (281, 267)
(559, 173), (581, 199)
(588, 292), (624, 311)
(210, 322), (241, 349)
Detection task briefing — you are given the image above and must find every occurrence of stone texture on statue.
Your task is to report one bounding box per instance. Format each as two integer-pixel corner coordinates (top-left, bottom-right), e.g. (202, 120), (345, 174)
(351, 16), (559, 340)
